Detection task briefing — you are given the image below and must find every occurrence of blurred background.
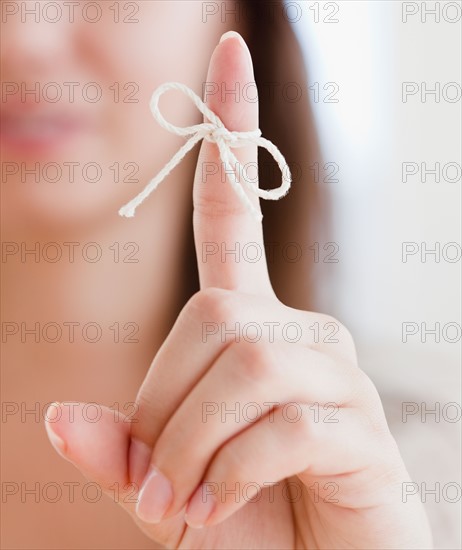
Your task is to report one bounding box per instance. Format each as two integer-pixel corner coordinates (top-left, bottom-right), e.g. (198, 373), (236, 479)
(1, 1), (460, 548)
(297, 1), (461, 548)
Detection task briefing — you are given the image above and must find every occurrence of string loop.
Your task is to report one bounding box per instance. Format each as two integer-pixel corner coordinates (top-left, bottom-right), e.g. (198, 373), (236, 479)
(118, 82), (291, 220)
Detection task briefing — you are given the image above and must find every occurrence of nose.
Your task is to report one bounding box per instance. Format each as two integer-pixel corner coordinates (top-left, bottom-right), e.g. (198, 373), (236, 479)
(1, 1), (73, 77)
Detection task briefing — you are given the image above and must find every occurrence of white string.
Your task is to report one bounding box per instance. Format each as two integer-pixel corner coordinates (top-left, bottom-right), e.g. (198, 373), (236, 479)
(118, 82), (292, 221)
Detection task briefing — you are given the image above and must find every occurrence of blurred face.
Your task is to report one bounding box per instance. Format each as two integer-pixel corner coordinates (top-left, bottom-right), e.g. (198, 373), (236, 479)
(0, 1), (233, 230)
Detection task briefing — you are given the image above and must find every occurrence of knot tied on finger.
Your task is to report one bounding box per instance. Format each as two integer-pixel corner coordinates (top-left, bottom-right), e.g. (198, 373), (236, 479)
(118, 82), (292, 221)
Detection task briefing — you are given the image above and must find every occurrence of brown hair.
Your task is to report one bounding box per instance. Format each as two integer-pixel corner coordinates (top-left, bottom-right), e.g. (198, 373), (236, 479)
(183, 0), (324, 312)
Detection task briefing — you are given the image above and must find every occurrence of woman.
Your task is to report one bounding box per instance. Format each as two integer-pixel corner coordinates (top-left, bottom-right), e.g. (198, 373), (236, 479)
(1, 1), (432, 548)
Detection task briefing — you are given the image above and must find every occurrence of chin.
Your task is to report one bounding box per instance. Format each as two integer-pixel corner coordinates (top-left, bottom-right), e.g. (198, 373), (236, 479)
(0, 184), (128, 234)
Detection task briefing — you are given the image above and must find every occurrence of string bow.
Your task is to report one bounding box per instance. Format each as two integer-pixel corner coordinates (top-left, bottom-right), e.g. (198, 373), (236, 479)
(119, 82), (291, 221)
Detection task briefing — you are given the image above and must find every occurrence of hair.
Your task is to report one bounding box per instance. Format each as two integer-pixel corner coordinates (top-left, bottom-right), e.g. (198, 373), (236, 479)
(182, 0), (325, 312)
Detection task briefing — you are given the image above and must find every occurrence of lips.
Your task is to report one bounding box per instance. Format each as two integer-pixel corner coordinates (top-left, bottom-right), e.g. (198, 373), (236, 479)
(0, 107), (93, 155)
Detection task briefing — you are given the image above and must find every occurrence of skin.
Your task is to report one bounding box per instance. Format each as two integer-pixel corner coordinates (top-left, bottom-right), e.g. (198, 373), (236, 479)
(0, 2), (223, 548)
(1, 3), (432, 549)
(45, 36), (432, 549)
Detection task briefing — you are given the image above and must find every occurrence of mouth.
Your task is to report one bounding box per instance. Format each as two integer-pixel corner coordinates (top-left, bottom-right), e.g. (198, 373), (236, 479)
(0, 108), (92, 155)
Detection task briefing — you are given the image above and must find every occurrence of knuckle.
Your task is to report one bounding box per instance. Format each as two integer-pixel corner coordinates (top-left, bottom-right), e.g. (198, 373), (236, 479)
(359, 372), (381, 402)
(184, 287), (240, 324)
(214, 441), (248, 481)
(154, 422), (200, 472)
(348, 367), (382, 407)
(230, 341), (281, 384)
(310, 312), (357, 357)
(284, 407), (330, 451)
(288, 408), (315, 442)
(315, 313), (348, 337)
(134, 390), (153, 423)
(194, 194), (250, 219)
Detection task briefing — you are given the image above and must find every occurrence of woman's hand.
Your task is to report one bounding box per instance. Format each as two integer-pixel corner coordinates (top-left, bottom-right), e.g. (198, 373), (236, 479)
(45, 32), (432, 549)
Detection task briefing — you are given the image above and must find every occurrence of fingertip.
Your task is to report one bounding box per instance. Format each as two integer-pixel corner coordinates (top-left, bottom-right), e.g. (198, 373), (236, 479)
(44, 402), (67, 459)
(43, 402), (132, 489)
(184, 483), (217, 529)
(218, 30), (252, 70)
(206, 30), (256, 131)
(219, 30), (244, 44)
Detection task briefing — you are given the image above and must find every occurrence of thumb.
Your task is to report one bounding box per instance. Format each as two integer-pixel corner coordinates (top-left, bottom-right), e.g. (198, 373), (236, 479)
(44, 402), (184, 547)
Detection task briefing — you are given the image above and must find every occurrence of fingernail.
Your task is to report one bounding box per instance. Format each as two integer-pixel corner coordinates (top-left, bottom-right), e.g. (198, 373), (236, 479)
(136, 467), (173, 524)
(219, 31), (252, 70)
(185, 483), (217, 529)
(219, 30), (245, 45)
(44, 403), (67, 459)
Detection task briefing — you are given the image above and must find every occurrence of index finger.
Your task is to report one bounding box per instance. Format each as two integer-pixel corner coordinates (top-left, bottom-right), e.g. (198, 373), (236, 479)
(193, 31), (274, 295)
